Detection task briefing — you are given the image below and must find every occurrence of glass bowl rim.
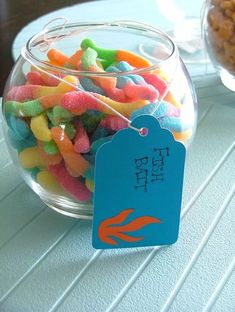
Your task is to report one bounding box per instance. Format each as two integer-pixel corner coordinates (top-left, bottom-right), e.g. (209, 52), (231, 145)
(23, 20), (178, 77)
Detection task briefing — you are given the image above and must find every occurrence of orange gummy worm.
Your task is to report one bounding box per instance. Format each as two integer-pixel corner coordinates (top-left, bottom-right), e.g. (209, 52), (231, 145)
(47, 48), (69, 66)
(38, 141), (62, 165)
(51, 127), (89, 177)
(172, 129), (192, 142)
(65, 49), (83, 68)
(40, 94), (63, 109)
(116, 50), (151, 68)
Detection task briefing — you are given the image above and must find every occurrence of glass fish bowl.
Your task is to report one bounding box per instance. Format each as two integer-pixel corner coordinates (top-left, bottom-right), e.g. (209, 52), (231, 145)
(202, 0), (235, 91)
(1, 21), (197, 218)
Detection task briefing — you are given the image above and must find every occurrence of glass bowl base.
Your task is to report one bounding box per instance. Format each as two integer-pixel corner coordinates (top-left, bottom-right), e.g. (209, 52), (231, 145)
(220, 70), (235, 92)
(39, 194), (93, 219)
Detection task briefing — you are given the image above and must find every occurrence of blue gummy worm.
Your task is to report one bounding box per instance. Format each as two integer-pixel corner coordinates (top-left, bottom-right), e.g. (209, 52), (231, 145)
(158, 116), (190, 132)
(8, 129), (36, 152)
(80, 77), (105, 95)
(131, 101), (175, 120)
(106, 65), (133, 89)
(7, 115), (31, 141)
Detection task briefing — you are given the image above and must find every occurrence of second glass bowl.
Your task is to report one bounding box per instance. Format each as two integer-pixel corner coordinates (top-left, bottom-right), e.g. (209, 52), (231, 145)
(203, 0), (235, 91)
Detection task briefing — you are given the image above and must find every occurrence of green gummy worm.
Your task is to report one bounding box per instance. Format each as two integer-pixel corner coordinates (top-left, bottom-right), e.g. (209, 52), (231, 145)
(5, 99), (43, 117)
(81, 48), (98, 70)
(43, 141), (59, 155)
(81, 38), (117, 65)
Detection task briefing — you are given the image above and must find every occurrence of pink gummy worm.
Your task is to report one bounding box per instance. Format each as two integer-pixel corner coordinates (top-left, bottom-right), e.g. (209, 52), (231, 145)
(140, 74), (167, 97)
(100, 116), (128, 131)
(122, 83), (159, 102)
(7, 77), (75, 102)
(7, 85), (38, 101)
(104, 88), (130, 103)
(49, 162), (91, 202)
(73, 121), (90, 153)
(40, 71), (64, 86)
(61, 91), (147, 117)
(27, 70), (61, 87)
(27, 71), (46, 86)
(61, 91), (105, 115)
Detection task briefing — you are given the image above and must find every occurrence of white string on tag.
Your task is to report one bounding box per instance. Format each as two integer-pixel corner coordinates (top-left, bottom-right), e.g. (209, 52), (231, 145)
(39, 17), (69, 52)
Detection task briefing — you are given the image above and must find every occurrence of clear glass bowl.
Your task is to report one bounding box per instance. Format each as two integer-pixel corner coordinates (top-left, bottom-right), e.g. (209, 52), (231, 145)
(1, 21), (197, 218)
(202, 0), (235, 91)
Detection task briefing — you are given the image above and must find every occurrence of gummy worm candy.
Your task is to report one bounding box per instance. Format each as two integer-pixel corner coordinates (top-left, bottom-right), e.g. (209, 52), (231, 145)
(158, 116), (191, 132)
(8, 129), (36, 152)
(47, 48), (69, 67)
(100, 116), (128, 131)
(47, 48), (84, 69)
(7, 76), (78, 101)
(64, 49), (83, 68)
(4, 35), (194, 203)
(27, 71), (46, 85)
(81, 47), (116, 89)
(19, 146), (46, 169)
(37, 141), (62, 166)
(131, 101), (180, 120)
(30, 67), (65, 86)
(80, 77), (105, 95)
(79, 111), (105, 133)
(5, 94), (72, 118)
(140, 73), (168, 97)
(7, 115), (31, 141)
(106, 62), (146, 88)
(106, 62), (159, 102)
(51, 126), (89, 177)
(172, 129), (192, 142)
(30, 114), (52, 142)
(85, 179), (94, 192)
(43, 140), (59, 155)
(81, 38), (151, 68)
(141, 72), (181, 108)
(5, 99), (44, 117)
(73, 121), (90, 153)
(115, 62), (148, 85)
(49, 162), (91, 202)
(61, 91), (147, 117)
(62, 122), (76, 139)
(36, 170), (65, 195)
(47, 106), (74, 125)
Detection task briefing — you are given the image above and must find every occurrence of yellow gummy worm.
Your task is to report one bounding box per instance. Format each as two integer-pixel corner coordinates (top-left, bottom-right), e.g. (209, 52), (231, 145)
(85, 179), (94, 192)
(35, 76), (78, 97)
(97, 95), (148, 117)
(19, 146), (45, 169)
(30, 114), (52, 142)
(37, 170), (65, 195)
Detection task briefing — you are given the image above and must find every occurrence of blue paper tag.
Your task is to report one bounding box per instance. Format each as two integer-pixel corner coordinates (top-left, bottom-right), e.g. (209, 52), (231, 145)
(92, 115), (186, 249)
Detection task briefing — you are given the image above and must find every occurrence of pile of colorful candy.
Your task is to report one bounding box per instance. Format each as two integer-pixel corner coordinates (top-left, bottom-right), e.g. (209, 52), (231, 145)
(4, 38), (193, 203)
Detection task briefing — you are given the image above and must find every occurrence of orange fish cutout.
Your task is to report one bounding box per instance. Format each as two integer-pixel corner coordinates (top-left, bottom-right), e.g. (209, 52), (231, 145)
(98, 209), (161, 245)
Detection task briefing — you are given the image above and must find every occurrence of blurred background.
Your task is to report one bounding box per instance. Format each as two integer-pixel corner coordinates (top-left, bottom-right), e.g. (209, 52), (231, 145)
(0, 0), (93, 94)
